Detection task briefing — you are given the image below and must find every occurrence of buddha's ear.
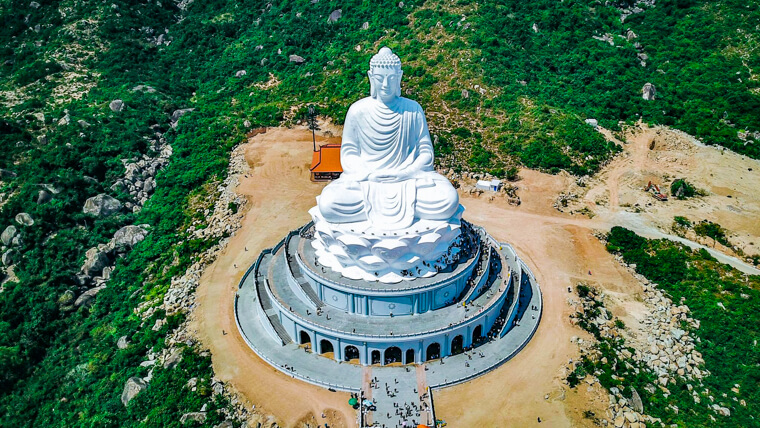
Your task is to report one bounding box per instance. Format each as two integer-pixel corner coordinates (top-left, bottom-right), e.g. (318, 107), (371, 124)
(368, 70), (376, 98)
(395, 70), (403, 97)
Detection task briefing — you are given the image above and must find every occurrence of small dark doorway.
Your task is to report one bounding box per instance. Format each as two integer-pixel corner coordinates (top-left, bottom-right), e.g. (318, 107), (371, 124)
(426, 343), (441, 361)
(344, 345), (360, 362)
(472, 325), (483, 344)
(384, 347), (402, 365)
(451, 335), (464, 355)
(371, 350), (381, 365)
(299, 331), (311, 346)
(319, 339), (334, 355)
(405, 349), (416, 364)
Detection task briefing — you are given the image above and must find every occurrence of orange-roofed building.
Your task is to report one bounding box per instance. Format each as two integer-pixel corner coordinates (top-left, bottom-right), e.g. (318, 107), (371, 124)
(310, 143), (343, 182)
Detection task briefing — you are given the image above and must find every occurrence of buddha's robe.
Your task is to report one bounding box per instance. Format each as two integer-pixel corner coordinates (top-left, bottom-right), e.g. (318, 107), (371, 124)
(318, 97), (459, 229)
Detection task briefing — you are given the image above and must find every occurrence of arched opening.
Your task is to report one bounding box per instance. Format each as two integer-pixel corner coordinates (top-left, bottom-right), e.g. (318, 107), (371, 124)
(426, 343), (441, 361)
(371, 350), (381, 365)
(451, 335), (464, 355)
(472, 325), (483, 345)
(384, 347), (402, 365)
(405, 349), (416, 364)
(344, 345), (360, 363)
(319, 339), (334, 356)
(299, 331), (311, 346)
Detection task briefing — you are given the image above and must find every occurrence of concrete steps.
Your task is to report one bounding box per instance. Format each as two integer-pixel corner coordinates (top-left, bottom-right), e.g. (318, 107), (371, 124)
(255, 261), (292, 345)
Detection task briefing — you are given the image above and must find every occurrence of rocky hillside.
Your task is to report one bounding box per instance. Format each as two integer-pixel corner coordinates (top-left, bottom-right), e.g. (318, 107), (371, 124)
(0, 0), (758, 426)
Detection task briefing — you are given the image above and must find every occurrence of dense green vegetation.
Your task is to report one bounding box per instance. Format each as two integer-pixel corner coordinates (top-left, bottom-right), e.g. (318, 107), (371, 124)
(599, 226), (760, 426)
(0, 0), (758, 426)
(471, 0), (760, 159)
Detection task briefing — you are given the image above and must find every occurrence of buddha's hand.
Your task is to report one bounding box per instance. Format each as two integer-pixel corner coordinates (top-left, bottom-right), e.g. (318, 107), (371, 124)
(368, 169), (412, 183)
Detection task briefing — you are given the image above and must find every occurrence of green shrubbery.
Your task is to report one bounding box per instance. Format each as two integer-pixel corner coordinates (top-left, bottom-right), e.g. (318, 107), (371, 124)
(693, 220), (731, 247)
(605, 227), (760, 426)
(670, 178), (701, 199)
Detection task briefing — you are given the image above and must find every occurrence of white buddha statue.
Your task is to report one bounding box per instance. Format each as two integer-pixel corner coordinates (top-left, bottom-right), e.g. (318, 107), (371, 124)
(309, 47), (463, 283)
(316, 47), (460, 230)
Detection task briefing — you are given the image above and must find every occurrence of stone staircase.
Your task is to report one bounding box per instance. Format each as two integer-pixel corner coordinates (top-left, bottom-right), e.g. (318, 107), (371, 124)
(255, 268), (292, 345)
(285, 240), (325, 309)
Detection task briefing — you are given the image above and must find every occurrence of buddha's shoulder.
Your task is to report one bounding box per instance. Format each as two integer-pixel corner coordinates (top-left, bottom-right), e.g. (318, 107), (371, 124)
(348, 97), (424, 113)
(397, 97), (424, 112)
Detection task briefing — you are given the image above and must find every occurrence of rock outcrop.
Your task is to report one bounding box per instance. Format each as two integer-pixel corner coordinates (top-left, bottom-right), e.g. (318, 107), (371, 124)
(1, 226), (17, 246)
(83, 194), (122, 217)
(109, 99), (125, 112)
(179, 412), (207, 424)
(112, 225), (149, 248)
(642, 83), (656, 101)
(327, 9), (342, 23)
(74, 285), (106, 307)
(37, 189), (52, 204)
(121, 377), (147, 406)
(15, 213), (34, 226)
(82, 247), (110, 277)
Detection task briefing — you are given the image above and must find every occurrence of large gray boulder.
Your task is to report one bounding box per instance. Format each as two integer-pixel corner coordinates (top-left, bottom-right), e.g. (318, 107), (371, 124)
(1, 226), (17, 246)
(642, 83), (656, 100)
(117, 335), (130, 349)
(15, 213), (34, 226)
(170, 108), (195, 127)
(112, 225), (148, 248)
(327, 9), (342, 23)
(630, 387), (644, 413)
(82, 247), (109, 276)
(41, 183), (62, 194)
(109, 99), (125, 112)
(289, 54), (305, 64)
(2, 250), (15, 266)
(37, 189), (52, 204)
(75, 285), (106, 307)
(142, 177), (155, 193)
(121, 377), (147, 406)
(83, 194), (122, 217)
(180, 412), (207, 425)
(163, 347), (183, 369)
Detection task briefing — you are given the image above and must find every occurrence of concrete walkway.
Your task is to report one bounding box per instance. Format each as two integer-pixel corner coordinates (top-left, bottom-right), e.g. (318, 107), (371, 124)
(613, 211), (760, 276)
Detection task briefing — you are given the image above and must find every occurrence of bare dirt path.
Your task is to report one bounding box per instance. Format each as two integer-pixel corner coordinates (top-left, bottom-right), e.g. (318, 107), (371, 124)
(190, 128), (353, 428)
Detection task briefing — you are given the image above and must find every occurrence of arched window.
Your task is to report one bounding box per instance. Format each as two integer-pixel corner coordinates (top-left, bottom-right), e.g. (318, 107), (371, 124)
(472, 325), (483, 344)
(426, 343), (441, 361)
(299, 331), (311, 346)
(384, 347), (402, 365)
(371, 350), (381, 365)
(451, 335), (464, 355)
(405, 349), (415, 364)
(319, 339), (334, 355)
(344, 345), (360, 362)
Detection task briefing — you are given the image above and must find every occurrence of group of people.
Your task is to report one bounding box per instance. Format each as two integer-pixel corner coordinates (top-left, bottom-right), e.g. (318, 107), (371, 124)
(363, 376), (431, 428)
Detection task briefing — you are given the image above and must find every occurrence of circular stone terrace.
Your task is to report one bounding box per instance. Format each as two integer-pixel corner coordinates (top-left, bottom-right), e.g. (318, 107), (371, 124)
(234, 222), (542, 391)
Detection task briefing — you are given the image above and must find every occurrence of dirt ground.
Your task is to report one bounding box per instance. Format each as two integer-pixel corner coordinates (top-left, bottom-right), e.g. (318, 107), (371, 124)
(191, 122), (760, 427)
(566, 124), (760, 260)
(189, 127), (352, 428)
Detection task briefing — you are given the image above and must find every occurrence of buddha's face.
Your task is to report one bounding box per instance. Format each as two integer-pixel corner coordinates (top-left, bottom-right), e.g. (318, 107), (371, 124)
(369, 67), (403, 103)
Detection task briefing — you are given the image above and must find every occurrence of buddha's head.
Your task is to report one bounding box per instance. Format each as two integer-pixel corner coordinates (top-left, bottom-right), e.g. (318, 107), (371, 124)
(368, 47), (403, 104)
